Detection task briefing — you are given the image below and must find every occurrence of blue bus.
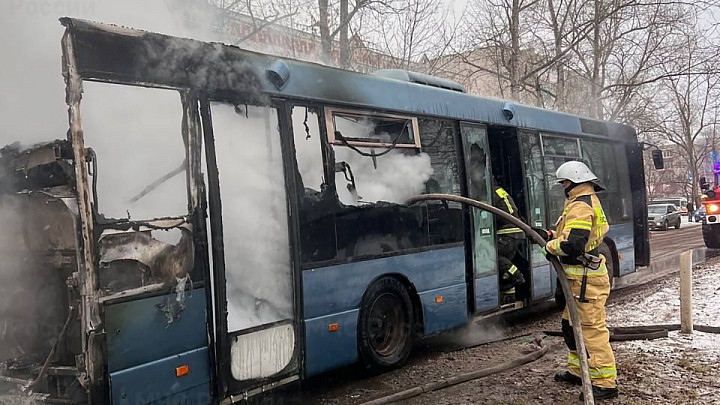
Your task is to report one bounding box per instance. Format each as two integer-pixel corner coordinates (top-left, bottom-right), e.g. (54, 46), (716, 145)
(0, 18), (649, 404)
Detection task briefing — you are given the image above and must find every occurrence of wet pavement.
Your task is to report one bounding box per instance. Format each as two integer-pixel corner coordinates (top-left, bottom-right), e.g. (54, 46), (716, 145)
(284, 252), (720, 405)
(649, 216), (704, 259)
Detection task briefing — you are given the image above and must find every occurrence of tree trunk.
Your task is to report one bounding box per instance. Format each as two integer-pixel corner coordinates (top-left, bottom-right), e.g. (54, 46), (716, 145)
(548, 0), (565, 111)
(590, 0), (603, 118)
(339, 0), (350, 68)
(509, 0), (522, 100)
(318, 0), (333, 63)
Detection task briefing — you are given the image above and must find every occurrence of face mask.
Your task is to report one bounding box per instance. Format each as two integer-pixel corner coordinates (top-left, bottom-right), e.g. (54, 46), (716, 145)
(563, 182), (578, 197)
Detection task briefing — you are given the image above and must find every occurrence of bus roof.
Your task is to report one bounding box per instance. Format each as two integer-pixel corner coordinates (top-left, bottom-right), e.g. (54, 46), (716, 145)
(60, 17), (637, 144)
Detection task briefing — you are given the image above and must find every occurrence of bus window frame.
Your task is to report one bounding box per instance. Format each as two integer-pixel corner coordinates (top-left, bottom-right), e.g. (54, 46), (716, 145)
(539, 133), (583, 160)
(324, 106), (421, 149)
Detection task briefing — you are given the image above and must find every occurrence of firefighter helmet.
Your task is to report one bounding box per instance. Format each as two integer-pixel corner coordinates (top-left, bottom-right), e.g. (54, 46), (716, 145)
(555, 161), (605, 190)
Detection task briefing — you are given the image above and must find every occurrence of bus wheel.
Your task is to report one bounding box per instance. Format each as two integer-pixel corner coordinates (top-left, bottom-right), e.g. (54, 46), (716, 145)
(358, 277), (414, 371)
(702, 223), (720, 248)
(598, 243), (616, 290)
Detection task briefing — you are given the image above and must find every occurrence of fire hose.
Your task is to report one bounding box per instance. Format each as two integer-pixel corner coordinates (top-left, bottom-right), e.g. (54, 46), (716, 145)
(396, 194), (597, 404)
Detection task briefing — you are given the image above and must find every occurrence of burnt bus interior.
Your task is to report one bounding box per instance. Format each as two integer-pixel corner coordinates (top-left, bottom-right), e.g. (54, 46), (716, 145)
(0, 17), (648, 404)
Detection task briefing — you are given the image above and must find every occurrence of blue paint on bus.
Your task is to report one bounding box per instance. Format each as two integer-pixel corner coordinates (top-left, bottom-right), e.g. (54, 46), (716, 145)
(104, 289), (208, 373)
(474, 275), (498, 311)
(109, 347), (211, 405)
(104, 289), (209, 403)
(304, 309), (360, 377)
(302, 246), (466, 376)
(531, 264), (553, 300)
(417, 283), (468, 334)
(606, 222), (635, 276)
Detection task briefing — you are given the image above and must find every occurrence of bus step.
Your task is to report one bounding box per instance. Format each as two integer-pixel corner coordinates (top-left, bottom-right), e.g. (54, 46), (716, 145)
(499, 301), (524, 310)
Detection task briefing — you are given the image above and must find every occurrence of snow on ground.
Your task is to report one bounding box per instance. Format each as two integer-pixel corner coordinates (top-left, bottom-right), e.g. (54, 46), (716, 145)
(604, 258), (720, 404)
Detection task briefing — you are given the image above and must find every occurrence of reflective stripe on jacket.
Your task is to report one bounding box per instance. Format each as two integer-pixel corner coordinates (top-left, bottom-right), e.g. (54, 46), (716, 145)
(493, 186), (524, 237)
(545, 182), (609, 279)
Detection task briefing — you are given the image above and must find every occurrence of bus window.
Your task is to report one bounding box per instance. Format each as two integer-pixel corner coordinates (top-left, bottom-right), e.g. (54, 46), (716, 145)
(82, 83), (187, 220)
(581, 140), (633, 222)
(418, 119), (461, 195)
(520, 132), (547, 252)
(210, 103), (294, 332)
(328, 109), (420, 148)
(292, 106), (338, 264)
(418, 118), (463, 245)
(541, 135), (583, 223)
(325, 108), (429, 259)
(82, 83), (198, 294)
(542, 136), (581, 157)
(326, 108), (430, 206)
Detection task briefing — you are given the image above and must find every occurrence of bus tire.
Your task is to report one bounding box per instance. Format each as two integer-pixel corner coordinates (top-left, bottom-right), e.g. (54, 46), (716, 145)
(358, 277), (414, 372)
(598, 243), (616, 290)
(702, 223), (720, 248)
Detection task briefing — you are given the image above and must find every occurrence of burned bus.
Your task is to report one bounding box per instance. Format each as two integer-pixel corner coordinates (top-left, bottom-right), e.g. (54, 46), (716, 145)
(0, 18), (650, 404)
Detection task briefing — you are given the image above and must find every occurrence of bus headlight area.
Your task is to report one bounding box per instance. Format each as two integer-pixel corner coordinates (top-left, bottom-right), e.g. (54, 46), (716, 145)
(1, 18), (654, 405)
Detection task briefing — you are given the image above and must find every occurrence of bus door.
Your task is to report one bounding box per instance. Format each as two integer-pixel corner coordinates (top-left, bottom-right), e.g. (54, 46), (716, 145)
(519, 131), (554, 300)
(461, 123), (500, 312)
(201, 101), (301, 399)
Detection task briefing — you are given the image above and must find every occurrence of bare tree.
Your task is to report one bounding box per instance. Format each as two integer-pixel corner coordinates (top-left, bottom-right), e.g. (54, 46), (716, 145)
(649, 24), (720, 206)
(361, 0), (454, 70)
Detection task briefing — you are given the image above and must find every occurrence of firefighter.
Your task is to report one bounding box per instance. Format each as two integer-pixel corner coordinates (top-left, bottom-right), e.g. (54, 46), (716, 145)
(467, 144), (526, 304)
(492, 184), (527, 304)
(543, 161), (618, 400)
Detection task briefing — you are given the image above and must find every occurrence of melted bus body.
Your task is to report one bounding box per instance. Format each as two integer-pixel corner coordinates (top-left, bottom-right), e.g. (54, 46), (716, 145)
(0, 18), (650, 404)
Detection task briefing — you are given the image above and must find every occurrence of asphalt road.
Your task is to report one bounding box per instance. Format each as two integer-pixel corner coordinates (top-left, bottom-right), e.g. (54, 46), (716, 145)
(649, 218), (704, 259)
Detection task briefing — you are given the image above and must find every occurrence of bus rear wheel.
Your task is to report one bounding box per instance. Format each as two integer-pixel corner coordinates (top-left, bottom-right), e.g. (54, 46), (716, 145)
(358, 277), (414, 372)
(598, 243), (616, 290)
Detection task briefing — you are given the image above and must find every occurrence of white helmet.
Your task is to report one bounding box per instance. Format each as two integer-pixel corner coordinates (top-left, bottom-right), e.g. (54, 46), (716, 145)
(555, 161), (604, 190)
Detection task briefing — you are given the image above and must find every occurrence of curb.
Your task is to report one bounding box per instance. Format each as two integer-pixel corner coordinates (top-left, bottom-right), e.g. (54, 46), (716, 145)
(614, 248), (720, 290)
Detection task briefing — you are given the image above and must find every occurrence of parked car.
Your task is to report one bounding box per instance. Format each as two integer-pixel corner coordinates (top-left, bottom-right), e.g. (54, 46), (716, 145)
(650, 198), (689, 215)
(694, 206), (707, 222)
(648, 204), (682, 230)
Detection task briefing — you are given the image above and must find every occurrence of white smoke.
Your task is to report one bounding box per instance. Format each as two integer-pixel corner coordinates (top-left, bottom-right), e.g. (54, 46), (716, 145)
(334, 148), (433, 205)
(210, 103), (293, 332)
(0, 0), (215, 147)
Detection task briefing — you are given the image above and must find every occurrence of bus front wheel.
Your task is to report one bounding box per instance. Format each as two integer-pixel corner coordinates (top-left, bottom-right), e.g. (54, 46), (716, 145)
(358, 277), (414, 372)
(703, 223), (720, 248)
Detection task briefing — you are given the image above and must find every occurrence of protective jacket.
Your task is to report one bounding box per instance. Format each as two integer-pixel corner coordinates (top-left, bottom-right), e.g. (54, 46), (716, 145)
(545, 181), (616, 389)
(492, 186), (526, 296)
(545, 182), (609, 281)
(493, 186), (524, 239)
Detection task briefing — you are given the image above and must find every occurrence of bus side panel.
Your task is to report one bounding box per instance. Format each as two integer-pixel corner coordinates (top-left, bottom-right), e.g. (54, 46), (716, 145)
(303, 309), (359, 377)
(531, 263), (553, 300)
(418, 284), (468, 335)
(474, 275), (498, 311)
(105, 289), (208, 372)
(104, 289), (210, 404)
(109, 348), (211, 405)
(302, 246), (466, 377)
(606, 222), (635, 276)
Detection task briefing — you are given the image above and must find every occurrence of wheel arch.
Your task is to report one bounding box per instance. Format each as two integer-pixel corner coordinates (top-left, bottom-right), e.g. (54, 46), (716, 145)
(601, 237), (620, 278)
